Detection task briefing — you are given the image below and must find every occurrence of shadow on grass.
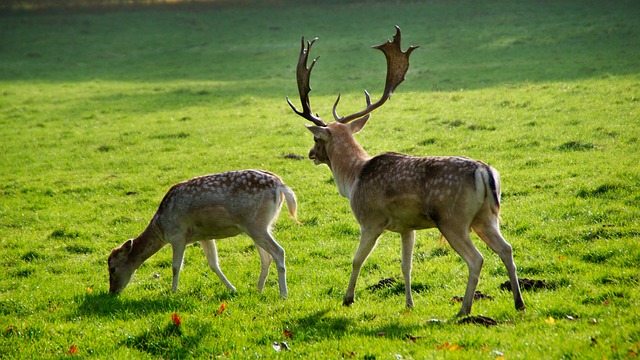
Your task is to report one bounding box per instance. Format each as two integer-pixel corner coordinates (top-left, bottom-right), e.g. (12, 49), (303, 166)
(122, 318), (214, 359)
(285, 309), (354, 341)
(0, 1), (638, 92)
(73, 291), (190, 319)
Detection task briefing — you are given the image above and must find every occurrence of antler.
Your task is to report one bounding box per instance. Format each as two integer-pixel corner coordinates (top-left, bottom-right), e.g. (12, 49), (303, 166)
(333, 26), (419, 123)
(286, 37), (327, 127)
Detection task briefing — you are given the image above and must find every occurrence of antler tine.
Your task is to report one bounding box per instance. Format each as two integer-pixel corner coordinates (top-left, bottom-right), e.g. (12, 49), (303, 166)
(287, 36), (327, 127)
(333, 25), (419, 124)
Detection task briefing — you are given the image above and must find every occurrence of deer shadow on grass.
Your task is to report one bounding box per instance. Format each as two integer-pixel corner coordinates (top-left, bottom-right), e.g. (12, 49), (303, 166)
(73, 291), (217, 358)
(72, 290), (232, 319)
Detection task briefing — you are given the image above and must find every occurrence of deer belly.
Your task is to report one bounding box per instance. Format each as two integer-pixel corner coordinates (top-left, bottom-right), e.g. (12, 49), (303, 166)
(384, 205), (437, 232)
(186, 224), (244, 242)
(183, 206), (244, 240)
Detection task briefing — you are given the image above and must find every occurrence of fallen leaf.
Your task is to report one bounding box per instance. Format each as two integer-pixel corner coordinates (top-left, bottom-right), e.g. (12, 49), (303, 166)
(545, 317), (555, 325)
(171, 313), (182, 327)
(216, 301), (227, 316)
(86, 287), (93, 293)
(283, 329), (293, 339)
(377, 331), (387, 337)
(68, 345), (79, 355)
(437, 342), (462, 351)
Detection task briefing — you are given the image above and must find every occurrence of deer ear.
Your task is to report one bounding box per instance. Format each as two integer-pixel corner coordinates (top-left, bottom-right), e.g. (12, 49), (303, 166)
(306, 124), (330, 142)
(122, 239), (133, 255)
(348, 114), (370, 134)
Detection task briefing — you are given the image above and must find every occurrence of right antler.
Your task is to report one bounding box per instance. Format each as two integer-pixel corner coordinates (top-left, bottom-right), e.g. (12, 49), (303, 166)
(333, 26), (418, 124)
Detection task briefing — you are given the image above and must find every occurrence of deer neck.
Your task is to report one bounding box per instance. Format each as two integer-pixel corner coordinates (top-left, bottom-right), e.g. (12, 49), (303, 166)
(129, 218), (166, 269)
(327, 136), (369, 199)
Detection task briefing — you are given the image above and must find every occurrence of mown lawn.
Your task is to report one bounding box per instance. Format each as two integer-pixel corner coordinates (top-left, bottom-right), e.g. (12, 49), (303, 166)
(1, 1), (639, 358)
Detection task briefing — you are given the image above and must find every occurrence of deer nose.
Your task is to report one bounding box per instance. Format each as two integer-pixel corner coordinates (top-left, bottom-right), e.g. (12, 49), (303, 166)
(308, 149), (316, 160)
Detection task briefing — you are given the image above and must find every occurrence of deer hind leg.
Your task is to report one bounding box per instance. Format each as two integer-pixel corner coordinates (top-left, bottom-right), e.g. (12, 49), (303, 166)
(199, 240), (236, 292)
(401, 231), (416, 308)
(343, 226), (384, 306)
(439, 224), (484, 317)
(472, 218), (525, 311)
(246, 229), (287, 298)
(256, 245), (273, 292)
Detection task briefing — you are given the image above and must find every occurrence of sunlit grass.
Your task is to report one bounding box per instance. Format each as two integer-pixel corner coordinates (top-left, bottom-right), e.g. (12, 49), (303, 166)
(1, 1), (639, 358)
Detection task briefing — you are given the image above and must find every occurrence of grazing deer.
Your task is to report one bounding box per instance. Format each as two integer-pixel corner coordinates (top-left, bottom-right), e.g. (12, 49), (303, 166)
(287, 26), (525, 316)
(108, 170), (298, 297)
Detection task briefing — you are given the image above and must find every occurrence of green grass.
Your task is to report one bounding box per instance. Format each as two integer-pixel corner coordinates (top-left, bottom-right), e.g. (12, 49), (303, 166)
(1, 1), (639, 358)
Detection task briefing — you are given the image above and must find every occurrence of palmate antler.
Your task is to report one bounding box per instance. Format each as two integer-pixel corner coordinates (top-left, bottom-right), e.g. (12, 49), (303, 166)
(287, 26), (418, 126)
(286, 37), (326, 127)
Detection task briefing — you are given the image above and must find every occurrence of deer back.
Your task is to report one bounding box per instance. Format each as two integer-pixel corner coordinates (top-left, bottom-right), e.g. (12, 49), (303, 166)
(350, 154), (499, 232)
(153, 170), (292, 240)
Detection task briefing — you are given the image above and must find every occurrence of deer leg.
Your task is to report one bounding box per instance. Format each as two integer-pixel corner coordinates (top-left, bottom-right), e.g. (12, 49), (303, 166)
(439, 225), (484, 317)
(472, 221), (525, 311)
(247, 230), (287, 298)
(170, 240), (187, 293)
(344, 227), (384, 306)
(256, 246), (273, 292)
(401, 231), (416, 308)
(199, 240), (236, 292)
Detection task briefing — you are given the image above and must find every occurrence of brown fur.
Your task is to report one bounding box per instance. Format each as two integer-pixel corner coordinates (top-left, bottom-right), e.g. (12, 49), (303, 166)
(307, 119), (524, 316)
(108, 170), (297, 296)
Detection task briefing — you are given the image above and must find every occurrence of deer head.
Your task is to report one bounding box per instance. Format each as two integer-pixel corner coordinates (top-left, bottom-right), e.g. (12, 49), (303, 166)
(287, 26), (418, 169)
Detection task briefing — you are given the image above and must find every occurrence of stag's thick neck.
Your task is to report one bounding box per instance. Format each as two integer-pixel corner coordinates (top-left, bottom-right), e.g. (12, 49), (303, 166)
(326, 125), (370, 199)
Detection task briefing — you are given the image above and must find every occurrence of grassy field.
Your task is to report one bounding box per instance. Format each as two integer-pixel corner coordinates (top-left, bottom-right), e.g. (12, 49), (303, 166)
(1, 1), (639, 358)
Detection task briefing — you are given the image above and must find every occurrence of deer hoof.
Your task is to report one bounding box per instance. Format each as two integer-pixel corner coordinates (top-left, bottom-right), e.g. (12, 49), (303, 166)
(342, 297), (354, 306)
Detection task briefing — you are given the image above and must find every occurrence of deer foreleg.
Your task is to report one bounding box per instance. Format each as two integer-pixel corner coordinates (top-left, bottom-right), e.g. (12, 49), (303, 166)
(401, 231), (416, 308)
(171, 241), (186, 293)
(200, 240), (236, 292)
(343, 227), (383, 306)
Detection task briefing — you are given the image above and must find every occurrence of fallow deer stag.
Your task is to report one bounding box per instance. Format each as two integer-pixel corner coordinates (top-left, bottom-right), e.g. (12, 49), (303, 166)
(287, 26), (525, 316)
(108, 170), (297, 297)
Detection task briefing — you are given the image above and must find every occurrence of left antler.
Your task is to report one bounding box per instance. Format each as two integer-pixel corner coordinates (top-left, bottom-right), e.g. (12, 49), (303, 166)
(332, 25), (419, 124)
(286, 37), (327, 127)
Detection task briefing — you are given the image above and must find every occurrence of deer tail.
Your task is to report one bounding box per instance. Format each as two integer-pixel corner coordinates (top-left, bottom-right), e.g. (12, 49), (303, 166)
(485, 165), (501, 215)
(279, 184), (300, 224)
